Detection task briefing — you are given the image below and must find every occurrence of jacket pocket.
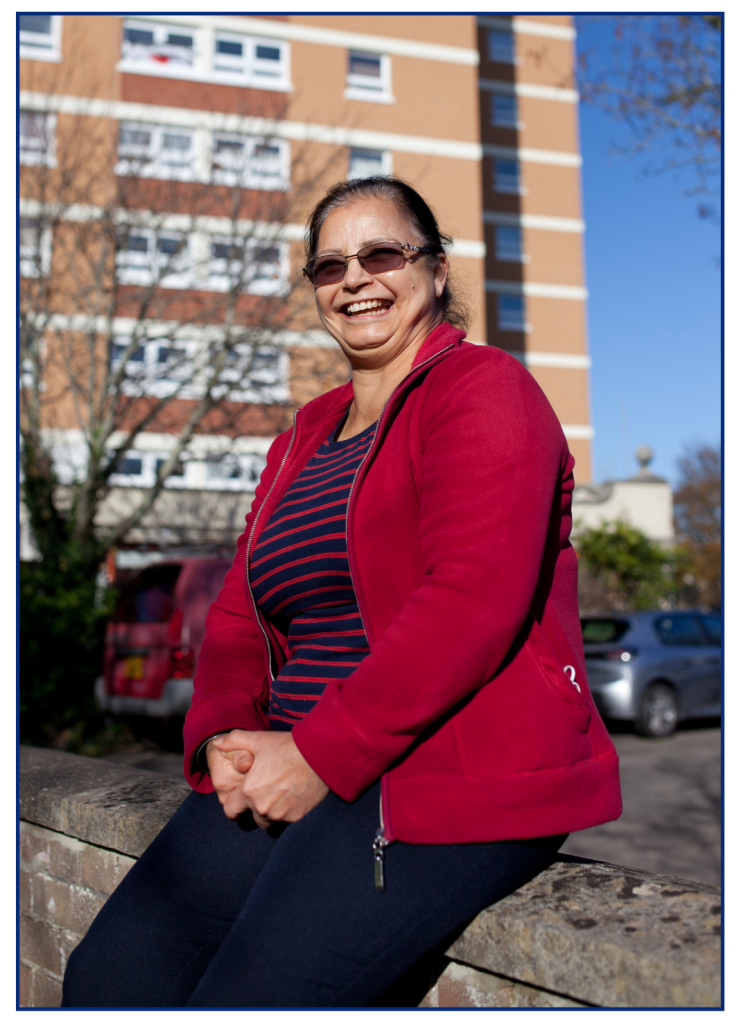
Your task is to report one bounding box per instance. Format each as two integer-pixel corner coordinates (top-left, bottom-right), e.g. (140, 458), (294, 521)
(525, 617), (591, 733)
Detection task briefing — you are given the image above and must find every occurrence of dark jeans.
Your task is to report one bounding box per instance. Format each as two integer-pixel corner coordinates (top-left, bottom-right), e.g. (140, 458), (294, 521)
(62, 783), (566, 1008)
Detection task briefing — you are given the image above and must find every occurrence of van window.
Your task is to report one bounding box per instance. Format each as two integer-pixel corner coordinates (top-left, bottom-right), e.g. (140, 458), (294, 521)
(580, 618), (631, 644)
(654, 614), (705, 647)
(113, 564), (182, 623)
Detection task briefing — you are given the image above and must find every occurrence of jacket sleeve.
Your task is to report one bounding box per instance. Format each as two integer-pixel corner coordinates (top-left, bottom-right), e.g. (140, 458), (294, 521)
(182, 428), (291, 792)
(291, 352), (571, 801)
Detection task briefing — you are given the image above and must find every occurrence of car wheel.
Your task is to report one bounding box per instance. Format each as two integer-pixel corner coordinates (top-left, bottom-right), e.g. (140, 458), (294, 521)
(635, 683), (679, 738)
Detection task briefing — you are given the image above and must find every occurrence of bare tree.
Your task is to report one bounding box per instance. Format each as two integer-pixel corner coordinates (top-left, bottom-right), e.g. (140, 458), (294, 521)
(576, 14), (721, 215)
(20, 69), (346, 573)
(673, 443), (721, 609)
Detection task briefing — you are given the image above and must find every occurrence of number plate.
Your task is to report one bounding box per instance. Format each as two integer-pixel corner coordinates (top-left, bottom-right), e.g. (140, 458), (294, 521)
(124, 656), (144, 680)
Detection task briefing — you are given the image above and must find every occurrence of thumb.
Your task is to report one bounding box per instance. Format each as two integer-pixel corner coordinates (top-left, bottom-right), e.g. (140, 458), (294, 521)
(233, 752), (254, 774)
(214, 730), (257, 753)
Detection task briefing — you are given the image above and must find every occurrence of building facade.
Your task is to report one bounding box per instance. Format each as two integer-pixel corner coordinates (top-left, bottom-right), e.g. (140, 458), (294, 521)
(19, 13), (592, 557)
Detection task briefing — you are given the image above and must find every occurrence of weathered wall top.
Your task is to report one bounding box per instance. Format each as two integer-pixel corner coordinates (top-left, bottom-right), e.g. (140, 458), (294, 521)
(19, 746), (721, 1008)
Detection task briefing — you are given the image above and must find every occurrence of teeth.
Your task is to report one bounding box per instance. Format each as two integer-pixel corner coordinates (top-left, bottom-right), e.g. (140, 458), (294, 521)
(344, 299), (391, 315)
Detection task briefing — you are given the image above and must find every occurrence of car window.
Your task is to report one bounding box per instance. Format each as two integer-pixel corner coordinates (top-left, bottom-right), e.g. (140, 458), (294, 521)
(700, 615), (722, 646)
(113, 564), (182, 623)
(580, 619), (631, 644)
(653, 615), (706, 647)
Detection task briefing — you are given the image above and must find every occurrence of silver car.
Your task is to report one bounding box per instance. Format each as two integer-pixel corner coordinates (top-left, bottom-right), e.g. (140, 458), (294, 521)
(581, 611), (721, 737)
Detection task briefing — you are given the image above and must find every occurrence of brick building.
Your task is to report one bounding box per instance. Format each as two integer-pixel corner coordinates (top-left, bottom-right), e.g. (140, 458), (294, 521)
(19, 13), (591, 557)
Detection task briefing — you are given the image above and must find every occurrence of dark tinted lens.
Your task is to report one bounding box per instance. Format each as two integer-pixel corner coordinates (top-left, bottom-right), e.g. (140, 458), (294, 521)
(359, 244), (405, 273)
(311, 257), (347, 285)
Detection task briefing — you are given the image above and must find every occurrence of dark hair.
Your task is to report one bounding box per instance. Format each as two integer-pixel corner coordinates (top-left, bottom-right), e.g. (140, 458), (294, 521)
(304, 175), (469, 331)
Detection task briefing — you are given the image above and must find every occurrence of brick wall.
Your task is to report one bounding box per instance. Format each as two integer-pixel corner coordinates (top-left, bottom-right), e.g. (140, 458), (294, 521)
(20, 822), (136, 1007)
(19, 746), (722, 1009)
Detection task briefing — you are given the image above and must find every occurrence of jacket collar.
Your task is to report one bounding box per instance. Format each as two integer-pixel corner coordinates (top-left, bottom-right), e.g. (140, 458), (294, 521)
(298, 321), (466, 429)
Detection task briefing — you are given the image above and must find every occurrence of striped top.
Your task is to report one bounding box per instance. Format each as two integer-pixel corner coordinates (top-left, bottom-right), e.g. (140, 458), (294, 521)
(250, 419), (377, 731)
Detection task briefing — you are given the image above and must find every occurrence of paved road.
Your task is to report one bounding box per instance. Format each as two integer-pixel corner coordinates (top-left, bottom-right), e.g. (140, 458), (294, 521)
(101, 721), (721, 888)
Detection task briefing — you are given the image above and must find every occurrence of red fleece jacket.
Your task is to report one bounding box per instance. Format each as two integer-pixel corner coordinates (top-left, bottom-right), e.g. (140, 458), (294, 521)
(183, 323), (622, 844)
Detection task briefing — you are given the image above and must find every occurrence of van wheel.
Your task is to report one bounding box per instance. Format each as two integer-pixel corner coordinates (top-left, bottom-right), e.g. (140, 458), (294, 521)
(635, 683), (679, 738)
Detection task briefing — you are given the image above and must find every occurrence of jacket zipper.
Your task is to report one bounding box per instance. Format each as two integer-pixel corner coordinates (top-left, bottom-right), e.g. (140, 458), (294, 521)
(342, 344), (456, 891)
(245, 409), (299, 684)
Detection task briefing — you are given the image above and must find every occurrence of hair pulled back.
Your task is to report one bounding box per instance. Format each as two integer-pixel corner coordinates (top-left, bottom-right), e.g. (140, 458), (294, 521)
(305, 176), (469, 331)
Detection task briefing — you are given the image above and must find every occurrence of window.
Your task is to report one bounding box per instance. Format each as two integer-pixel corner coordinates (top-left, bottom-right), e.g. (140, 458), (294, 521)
(116, 230), (192, 289)
(581, 619), (632, 645)
(208, 238), (289, 295)
(495, 226), (525, 262)
(491, 93), (519, 129)
(494, 159), (523, 194)
(488, 29), (516, 64)
(497, 294), (526, 332)
(213, 33), (289, 87)
(345, 50), (393, 103)
(20, 110), (56, 167)
(701, 615), (721, 646)
(110, 336), (194, 398)
(19, 218), (52, 277)
(209, 344), (289, 403)
(109, 450), (191, 489)
(348, 148), (391, 180)
(654, 615), (706, 647)
(211, 134), (289, 190)
(121, 19), (195, 68)
(116, 121), (195, 181)
(19, 14), (62, 61)
(205, 453), (265, 490)
(117, 19), (291, 91)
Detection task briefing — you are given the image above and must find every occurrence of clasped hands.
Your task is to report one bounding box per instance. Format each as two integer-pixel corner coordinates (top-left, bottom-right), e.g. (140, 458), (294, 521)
(206, 730), (329, 828)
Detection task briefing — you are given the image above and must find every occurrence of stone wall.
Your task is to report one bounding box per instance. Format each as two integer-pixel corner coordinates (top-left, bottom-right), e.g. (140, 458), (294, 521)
(19, 746), (722, 1009)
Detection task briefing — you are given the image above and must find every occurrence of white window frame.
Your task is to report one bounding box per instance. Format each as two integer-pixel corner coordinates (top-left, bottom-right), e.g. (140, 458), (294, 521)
(344, 50), (394, 105)
(488, 29), (519, 66)
(207, 237), (290, 296)
(213, 32), (290, 89)
(108, 448), (192, 489)
(116, 229), (193, 290)
(110, 336), (199, 400)
(490, 93), (520, 130)
(19, 218), (52, 277)
(120, 18), (198, 71)
(347, 147), (392, 180)
(210, 343), (289, 403)
(19, 14), (62, 62)
(494, 225), (529, 264)
(204, 451), (266, 491)
(19, 110), (57, 167)
(497, 294), (527, 332)
(116, 121), (196, 182)
(116, 17), (292, 93)
(494, 159), (527, 196)
(211, 133), (290, 190)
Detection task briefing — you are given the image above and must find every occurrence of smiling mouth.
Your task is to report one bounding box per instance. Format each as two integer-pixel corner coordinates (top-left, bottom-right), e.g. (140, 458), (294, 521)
(340, 299), (394, 318)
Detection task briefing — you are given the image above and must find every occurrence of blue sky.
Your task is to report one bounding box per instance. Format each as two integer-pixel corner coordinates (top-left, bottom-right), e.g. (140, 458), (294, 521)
(574, 17), (721, 488)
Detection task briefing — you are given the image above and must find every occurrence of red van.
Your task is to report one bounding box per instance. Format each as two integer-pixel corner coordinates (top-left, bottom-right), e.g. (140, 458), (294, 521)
(95, 558), (231, 721)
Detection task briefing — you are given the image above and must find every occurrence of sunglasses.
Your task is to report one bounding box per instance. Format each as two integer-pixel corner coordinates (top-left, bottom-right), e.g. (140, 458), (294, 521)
(302, 241), (441, 287)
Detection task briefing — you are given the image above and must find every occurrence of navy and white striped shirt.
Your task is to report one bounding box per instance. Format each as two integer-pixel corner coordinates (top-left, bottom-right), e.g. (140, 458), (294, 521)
(250, 419), (376, 730)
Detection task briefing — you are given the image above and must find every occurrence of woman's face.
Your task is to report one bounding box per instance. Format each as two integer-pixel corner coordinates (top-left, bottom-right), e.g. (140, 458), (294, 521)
(312, 196), (449, 369)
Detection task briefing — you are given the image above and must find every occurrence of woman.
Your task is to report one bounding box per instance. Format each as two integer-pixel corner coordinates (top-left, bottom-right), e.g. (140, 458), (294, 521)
(63, 177), (621, 1008)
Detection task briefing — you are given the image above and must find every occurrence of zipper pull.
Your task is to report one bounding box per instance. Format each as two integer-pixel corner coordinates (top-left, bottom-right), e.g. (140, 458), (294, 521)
(373, 827), (389, 892)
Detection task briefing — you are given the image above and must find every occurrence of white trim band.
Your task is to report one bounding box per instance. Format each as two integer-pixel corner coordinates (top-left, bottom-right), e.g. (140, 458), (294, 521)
(483, 211), (585, 234)
(20, 91), (484, 162)
(21, 92), (582, 167)
(561, 424), (595, 440)
(478, 16), (576, 41)
(479, 79), (578, 103)
(129, 14), (480, 66)
(486, 280), (588, 301)
(483, 143), (581, 167)
(20, 198), (485, 259)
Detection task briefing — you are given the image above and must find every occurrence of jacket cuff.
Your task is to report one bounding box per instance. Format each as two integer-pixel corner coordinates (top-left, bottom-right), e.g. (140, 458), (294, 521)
(292, 690), (389, 802)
